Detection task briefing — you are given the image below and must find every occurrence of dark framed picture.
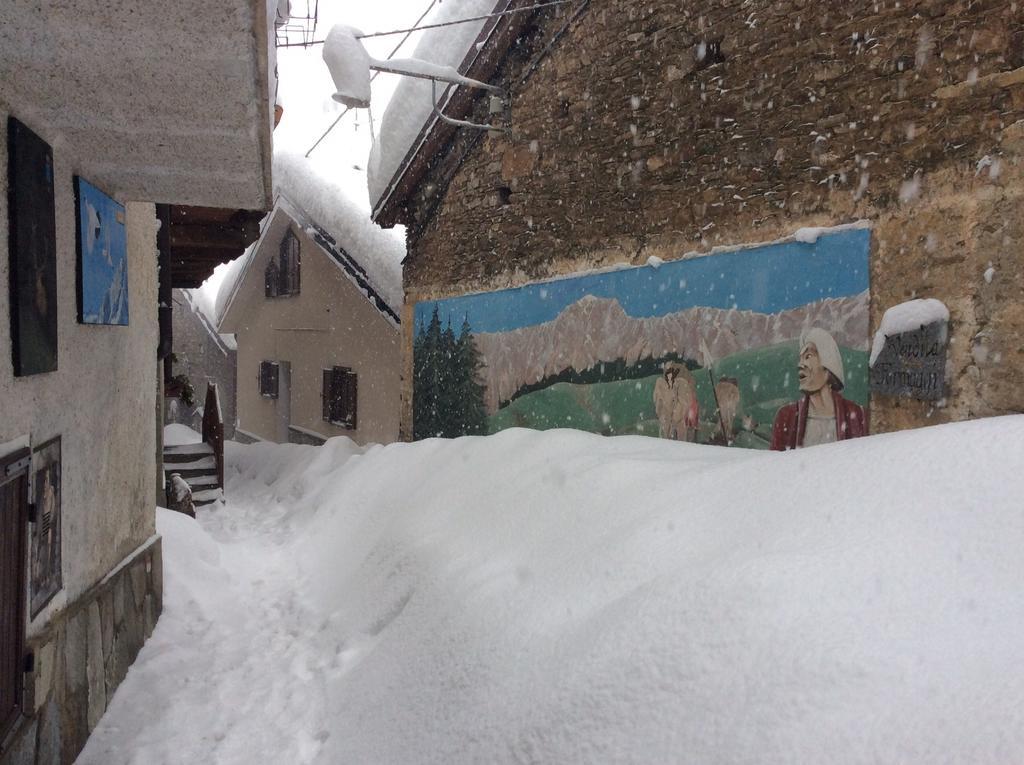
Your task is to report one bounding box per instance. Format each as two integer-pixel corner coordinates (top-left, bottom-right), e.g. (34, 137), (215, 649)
(74, 176), (129, 325)
(7, 116), (58, 376)
(30, 436), (62, 617)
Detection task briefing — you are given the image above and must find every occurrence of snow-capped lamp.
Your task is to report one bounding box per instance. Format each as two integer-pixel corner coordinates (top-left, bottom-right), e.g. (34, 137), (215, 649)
(323, 25), (372, 109)
(319, 23), (509, 137)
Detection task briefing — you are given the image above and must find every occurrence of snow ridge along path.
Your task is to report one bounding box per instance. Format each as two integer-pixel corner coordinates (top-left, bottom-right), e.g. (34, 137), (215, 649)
(79, 418), (1024, 764)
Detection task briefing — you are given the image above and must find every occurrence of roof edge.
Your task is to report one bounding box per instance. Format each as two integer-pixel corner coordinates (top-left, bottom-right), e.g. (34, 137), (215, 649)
(370, 0), (516, 228)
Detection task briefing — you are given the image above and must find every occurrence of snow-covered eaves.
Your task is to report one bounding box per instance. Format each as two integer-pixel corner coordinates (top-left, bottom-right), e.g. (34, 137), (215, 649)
(369, 0), (522, 228)
(0, 0), (274, 210)
(218, 196), (402, 333)
(307, 225), (401, 326)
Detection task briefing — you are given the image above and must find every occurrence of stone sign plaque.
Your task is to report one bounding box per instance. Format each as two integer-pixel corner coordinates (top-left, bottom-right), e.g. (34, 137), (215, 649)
(870, 321), (947, 400)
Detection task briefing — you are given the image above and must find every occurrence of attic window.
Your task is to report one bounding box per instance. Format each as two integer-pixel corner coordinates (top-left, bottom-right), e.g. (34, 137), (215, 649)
(322, 366), (357, 429)
(265, 229), (301, 297)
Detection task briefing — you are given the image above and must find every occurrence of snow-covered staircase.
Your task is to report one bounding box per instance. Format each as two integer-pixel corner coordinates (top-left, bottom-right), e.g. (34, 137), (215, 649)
(163, 442), (223, 507)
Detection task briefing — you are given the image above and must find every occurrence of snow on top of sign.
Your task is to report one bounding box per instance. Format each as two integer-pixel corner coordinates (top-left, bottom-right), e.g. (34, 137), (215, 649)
(367, 0), (496, 212)
(870, 298), (950, 365)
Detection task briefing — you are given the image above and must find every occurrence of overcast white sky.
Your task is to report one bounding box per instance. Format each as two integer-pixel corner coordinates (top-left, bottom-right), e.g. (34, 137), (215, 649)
(273, 0), (437, 207)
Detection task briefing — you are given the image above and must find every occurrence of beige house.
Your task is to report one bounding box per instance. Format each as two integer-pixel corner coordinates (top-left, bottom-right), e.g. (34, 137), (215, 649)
(220, 197), (402, 446)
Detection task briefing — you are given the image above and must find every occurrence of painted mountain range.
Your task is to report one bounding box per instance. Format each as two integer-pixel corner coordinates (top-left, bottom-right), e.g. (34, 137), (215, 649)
(473, 292), (869, 413)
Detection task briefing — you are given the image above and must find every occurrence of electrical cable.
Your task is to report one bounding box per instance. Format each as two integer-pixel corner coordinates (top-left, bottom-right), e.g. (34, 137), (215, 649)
(355, 0), (571, 39)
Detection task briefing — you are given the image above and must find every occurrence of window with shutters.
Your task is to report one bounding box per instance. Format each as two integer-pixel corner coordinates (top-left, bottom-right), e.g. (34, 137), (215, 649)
(322, 366), (357, 429)
(259, 361), (280, 398)
(1, 448), (30, 739)
(264, 229), (300, 297)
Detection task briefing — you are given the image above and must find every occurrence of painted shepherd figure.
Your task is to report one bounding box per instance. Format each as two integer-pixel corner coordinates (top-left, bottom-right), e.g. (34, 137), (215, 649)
(770, 328), (868, 450)
(653, 362), (699, 442)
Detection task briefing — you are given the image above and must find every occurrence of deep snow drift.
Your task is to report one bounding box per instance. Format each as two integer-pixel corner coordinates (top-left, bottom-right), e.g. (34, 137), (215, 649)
(79, 418), (1024, 764)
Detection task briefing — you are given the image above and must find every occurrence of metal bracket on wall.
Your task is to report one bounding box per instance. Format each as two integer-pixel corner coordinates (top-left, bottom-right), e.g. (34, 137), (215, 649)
(430, 79), (510, 134)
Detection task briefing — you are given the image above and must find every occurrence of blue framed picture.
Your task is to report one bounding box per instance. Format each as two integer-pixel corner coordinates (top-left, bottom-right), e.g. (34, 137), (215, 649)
(74, 176), (128, 325)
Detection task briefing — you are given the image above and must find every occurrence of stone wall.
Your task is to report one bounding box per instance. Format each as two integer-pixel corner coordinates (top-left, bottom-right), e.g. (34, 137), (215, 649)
(0, 538), (162, 765)
(167, 289), (237, 439)
(400, 0), (1024, 439)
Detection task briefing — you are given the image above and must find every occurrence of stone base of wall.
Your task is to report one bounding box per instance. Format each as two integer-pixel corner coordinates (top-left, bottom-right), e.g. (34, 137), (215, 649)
(0, 536), (162, 765)
(287, 426), (327, 446)
(232, 429), (262, 445)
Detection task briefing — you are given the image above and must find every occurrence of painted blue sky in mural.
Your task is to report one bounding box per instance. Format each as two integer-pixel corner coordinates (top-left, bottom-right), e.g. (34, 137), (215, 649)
(416, 229), (870, 334)
(77, 177), (129, 325)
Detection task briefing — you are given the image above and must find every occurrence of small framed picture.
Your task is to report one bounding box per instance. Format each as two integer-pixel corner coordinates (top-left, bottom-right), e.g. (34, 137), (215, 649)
(75, 176), (129, 325)
(30, 436), (62, 617)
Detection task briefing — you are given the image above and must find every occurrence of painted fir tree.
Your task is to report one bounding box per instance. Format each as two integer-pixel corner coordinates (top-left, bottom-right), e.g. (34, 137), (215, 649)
(413, 306), (488, 439)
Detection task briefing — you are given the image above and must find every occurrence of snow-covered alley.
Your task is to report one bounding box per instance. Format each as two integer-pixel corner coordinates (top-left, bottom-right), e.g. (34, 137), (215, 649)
(77, 418), (1024, 765)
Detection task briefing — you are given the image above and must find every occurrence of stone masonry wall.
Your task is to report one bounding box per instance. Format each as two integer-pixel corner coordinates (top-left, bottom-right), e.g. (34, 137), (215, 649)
(401, 0), (1024, 439)
(167, 290), (237, 439)
(0, 538), (162, 765)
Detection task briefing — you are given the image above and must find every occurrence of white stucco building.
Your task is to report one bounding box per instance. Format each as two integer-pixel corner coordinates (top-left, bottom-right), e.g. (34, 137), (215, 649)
(0, 1), (275, 762)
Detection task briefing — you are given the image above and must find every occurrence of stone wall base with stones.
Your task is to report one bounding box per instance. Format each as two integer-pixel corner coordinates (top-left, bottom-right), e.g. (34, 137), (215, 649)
(0, 536), (162, 765)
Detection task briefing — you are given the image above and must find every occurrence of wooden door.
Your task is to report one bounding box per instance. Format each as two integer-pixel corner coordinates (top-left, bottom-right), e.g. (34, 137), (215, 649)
(0, 448), (29, 739)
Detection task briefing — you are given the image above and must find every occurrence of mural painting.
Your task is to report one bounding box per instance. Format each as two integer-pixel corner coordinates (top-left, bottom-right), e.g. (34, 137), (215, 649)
(413, 228), (871, 450)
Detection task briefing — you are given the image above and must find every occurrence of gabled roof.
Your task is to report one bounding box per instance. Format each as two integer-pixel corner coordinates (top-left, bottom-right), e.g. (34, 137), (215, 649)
(218, 195), (401, 333)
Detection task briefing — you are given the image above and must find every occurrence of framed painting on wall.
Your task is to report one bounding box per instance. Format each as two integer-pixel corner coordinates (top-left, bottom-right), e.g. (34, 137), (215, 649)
(74, 176), (129, 325)
(30, 436), (62, 617)
(7, 116), (58, 376)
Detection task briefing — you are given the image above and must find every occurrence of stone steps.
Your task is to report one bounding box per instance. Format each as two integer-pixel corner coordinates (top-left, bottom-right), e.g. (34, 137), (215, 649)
(163, 441), (222, 509)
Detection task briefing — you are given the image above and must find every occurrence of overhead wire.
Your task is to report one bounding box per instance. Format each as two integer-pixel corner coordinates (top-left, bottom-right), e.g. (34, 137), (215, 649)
(354, 0), (571, 39)
(304, 0), (575, 157)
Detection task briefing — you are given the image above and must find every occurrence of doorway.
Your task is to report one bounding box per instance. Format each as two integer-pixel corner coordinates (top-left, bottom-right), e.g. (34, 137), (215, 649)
(1, 447), (29, 739)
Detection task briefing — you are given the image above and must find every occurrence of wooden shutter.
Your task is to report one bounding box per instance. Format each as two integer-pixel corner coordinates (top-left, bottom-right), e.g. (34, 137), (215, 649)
(259, 361), (279, 398)
(264, 261), (279, 297)
(287, 233), (300, 295)
(322, 369), (332, 421)
(279, 230), (300, 296)
(339, 368), (357, 429)
(326, 367), (357, 429)
(1, 448), (30, 739)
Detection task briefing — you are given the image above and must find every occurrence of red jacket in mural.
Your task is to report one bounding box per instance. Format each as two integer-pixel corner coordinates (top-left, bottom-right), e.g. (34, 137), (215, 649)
(769, 389), (869, 451)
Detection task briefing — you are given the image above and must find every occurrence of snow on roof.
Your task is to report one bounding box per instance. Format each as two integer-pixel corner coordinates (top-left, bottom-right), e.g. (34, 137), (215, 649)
(209, 149), (406, 327)
(367, 0), (498, 212)
(177, 289), (236, 353)
(274, 150), (405, 311)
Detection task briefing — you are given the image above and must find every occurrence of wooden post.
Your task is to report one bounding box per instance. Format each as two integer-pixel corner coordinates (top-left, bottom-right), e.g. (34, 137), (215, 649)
(202, 383), (225, 491)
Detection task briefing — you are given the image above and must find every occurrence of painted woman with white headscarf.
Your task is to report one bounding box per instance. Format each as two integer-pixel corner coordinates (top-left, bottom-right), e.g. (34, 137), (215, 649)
(769, 328), (868, 450)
